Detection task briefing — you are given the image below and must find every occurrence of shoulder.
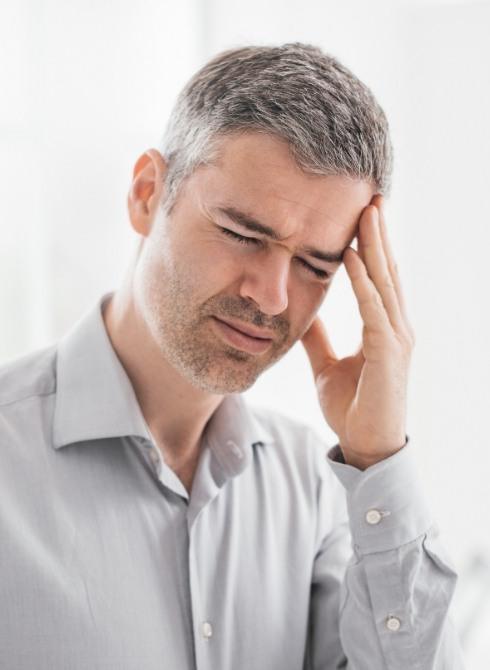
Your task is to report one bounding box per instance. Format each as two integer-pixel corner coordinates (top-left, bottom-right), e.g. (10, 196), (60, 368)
(248, 401), (329, 450)
(0, 345), (58, 475)
(246, 401), (335, 483)
(0, 344), (57, 412)
(246, 402), (348, 538)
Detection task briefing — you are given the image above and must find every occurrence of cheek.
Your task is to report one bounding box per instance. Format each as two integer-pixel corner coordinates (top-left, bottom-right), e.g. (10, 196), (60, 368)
(288, 279), (329, 320)
(169, 238), (244, 304)
(191, 239), (245, 283)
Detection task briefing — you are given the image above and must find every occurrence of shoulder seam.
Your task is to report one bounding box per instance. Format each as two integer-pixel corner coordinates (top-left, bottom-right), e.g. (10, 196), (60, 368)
(0, 389), (55, 410)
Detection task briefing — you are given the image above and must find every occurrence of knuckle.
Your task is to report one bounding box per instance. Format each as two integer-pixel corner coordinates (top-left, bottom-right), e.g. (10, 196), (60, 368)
(398, 331), (414, 354)
(382, 276), (396, 290)
(409, 327), (416, 347)
(359, 291), (383, 309)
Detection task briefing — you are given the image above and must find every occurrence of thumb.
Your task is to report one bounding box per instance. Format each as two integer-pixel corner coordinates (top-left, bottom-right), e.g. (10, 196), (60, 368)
(300, 316), (338, 379)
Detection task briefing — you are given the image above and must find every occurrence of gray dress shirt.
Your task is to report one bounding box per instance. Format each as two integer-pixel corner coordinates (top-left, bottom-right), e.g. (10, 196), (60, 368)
(0, 292), (465, 669)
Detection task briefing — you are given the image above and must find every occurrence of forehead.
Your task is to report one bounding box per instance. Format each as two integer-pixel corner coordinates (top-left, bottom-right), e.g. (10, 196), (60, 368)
(196, 131), (375, 238)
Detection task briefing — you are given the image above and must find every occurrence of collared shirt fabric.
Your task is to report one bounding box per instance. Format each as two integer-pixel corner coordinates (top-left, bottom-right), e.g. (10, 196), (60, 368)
(0, 292), (465, 669)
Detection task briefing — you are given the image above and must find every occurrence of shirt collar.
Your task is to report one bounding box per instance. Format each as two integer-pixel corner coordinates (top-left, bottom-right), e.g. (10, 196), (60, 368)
(52, 292), (274, 466)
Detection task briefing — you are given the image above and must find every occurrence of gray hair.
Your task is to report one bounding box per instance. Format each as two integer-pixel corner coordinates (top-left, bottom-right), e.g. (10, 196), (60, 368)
(158, 42), (393, 215)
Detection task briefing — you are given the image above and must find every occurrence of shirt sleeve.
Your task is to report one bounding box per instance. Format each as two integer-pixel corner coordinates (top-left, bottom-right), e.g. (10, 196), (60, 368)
(303, 435), (466, 670)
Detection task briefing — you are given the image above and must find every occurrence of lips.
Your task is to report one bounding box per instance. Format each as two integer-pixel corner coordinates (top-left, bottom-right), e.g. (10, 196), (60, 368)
(210, 317), (274, 355)
(214, 316), (274, 340)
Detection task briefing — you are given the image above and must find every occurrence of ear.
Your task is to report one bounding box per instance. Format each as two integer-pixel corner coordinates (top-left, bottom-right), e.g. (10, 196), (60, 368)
(127, 148), (168, 238)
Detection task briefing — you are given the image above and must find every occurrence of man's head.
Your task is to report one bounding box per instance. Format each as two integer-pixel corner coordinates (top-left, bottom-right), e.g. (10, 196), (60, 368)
(126, 43), (392, 395)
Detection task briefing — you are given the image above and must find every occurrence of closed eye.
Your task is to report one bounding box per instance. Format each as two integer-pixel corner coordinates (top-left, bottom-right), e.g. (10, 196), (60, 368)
(219, 226), (261, 246)
(218, 227), (332, 280)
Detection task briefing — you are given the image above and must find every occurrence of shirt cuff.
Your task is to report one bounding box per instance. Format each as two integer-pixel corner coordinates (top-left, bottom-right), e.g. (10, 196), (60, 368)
(326, 436), (434, 555)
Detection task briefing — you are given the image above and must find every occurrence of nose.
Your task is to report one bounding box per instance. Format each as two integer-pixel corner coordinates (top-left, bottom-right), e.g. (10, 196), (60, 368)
(238, 250), (290, 316)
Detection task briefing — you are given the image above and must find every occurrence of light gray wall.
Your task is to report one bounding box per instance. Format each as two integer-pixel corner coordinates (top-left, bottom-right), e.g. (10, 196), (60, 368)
(0, 0), (202, 351)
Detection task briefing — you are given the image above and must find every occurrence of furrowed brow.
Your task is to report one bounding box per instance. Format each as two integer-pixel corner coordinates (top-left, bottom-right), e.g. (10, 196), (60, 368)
(215, 205), (349, 264)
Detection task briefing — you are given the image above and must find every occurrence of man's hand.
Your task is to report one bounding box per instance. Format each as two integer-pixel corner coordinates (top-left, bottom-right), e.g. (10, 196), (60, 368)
(301, 195), (416, 470)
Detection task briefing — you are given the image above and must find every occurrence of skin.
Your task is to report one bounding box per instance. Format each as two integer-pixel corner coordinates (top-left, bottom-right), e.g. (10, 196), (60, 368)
(103, 130), (415, 491)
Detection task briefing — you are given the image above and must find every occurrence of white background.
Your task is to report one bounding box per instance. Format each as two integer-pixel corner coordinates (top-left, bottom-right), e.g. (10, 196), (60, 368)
(1, 1), (489, 665)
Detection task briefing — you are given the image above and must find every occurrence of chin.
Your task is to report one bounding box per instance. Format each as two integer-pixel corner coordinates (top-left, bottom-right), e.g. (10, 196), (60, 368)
(194, 370), (259, 395)
(181, 360), (261, 395)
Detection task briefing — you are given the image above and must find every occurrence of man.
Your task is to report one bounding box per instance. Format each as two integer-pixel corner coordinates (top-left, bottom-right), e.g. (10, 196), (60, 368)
(0, 43), (464, 669)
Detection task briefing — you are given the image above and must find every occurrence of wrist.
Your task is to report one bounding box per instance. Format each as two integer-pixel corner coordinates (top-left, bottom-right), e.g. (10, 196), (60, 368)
(340, 450), (381, 470)
(340, 437), (408, 470)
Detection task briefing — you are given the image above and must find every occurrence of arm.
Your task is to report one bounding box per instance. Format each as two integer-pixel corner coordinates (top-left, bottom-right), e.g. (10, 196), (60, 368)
(299, 192), (465, 667)
(304, 438), (466, 669)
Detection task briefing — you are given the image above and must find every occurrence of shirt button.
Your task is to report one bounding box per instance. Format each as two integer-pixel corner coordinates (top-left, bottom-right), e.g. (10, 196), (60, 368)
(365, 509), (383, 525)
(386, 615), (401, 632)
(201, 621), (213, 639)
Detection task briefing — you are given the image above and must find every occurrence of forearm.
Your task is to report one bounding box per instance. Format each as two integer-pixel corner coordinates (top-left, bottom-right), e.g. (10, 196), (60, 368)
(327, 438), (466, 669)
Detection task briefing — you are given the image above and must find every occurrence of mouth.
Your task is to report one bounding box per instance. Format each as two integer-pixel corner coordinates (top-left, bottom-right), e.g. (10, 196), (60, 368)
(210, 316), (274, 355)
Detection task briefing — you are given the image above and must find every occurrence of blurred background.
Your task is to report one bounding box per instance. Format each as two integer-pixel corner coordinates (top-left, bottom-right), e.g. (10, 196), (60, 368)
(1, 0), (489, 665)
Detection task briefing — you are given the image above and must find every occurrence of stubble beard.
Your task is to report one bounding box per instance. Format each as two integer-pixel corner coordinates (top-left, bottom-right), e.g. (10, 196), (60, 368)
(138, 264), (292, 395)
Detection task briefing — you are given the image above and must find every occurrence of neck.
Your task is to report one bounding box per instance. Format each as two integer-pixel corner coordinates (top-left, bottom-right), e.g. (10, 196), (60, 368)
(101, 283), (224, 467)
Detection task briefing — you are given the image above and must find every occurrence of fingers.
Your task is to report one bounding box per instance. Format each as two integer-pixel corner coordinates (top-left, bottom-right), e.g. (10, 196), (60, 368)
(300, 316), (338, 379)
(357, 204), (405, 334)
(343, 246), (394, 335)
(372, 195), (416, 344)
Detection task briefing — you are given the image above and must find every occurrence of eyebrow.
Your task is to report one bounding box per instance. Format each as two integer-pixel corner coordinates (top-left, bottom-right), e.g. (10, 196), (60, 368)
(214, 205), (349, 264)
